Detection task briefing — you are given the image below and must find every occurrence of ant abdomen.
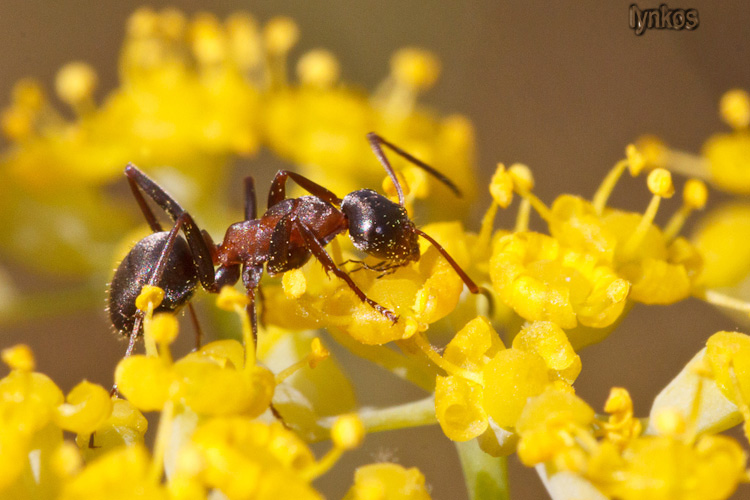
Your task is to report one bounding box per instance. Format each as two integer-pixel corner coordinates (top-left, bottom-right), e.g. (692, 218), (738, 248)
(109, 232), (199, 335)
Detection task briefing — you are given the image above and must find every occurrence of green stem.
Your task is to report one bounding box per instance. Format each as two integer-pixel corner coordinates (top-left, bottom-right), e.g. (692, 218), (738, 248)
(327, 327), (436, 392)
(317, 395), (437, 437)
(456, 439), (510, 500)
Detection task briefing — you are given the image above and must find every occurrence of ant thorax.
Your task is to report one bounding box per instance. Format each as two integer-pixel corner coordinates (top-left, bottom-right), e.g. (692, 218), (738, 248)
(341, 189), (420, 264)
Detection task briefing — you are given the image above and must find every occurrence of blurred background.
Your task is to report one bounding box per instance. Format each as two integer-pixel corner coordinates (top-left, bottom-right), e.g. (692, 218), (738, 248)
(1, 1), (749, 498)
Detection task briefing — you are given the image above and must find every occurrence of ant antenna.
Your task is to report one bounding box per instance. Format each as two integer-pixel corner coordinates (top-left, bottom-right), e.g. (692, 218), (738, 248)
(367, 132), (462, 206)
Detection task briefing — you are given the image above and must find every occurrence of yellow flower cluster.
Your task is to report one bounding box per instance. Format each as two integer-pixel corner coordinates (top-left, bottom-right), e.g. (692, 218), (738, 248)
(0, 7), (476, 277)
(433, 317), (579, 447)
(512, 330), (750, 500)
(0, 287), (437, 499)
(261, 221), (471, 345)
(640, 90), (750, 323)
(481, 153), (705, 349)
(6, 7), (750, 500)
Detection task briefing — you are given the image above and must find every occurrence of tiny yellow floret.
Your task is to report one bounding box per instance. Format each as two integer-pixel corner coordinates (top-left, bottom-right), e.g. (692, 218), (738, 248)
(603, 387), (632, 415)
(683, 178), (708, 210)
(297, 49), (340, 87)
(647, 168), (675, 198)
(390, 48), (440, 90)
(55, 62), (97, 105)
(332, 414), (365, 450)
(1, 344), (35, 371)
(489, 164), (514, 208)
(720, 88), (750, 129)
(264, 16), (299, 54)
(135, 285), (164, 311)
(508, 163), (534, 191)
(127, 7), (159, 37)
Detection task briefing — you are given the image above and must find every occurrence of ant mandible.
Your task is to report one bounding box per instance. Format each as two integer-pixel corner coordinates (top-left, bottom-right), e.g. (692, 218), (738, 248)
(109, 133), (479, 357)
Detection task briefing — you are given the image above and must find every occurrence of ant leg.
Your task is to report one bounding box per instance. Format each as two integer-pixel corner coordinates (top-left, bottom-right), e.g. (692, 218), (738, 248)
(187, 304), (204, 350)
(267, 170), (342, 209)
(125, 168), (164, 232)
(124, 164), (217, 292)
(242, 265), (263, 347)
(414, 228), (479, 294)
(244, 176), (257, 220)
(266, 215), (314, 276)
(366, 133), (463, 205)
(295, 219), (399, 323)
(267, 215), (292, 275)
(256, 283), (267, 328)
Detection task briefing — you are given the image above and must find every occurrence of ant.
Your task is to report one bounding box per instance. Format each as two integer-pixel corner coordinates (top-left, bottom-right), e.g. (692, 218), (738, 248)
(109, 133), (479, 358)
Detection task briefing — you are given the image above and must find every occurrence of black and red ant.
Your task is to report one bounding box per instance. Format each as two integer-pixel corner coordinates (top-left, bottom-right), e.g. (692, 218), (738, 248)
(109, 133), (479, 357)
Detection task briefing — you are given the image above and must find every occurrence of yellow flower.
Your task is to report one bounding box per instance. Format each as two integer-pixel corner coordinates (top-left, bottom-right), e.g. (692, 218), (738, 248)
(264, 48), (476, 219)
(434, 317), (499, 442)
(115, 293), (275, 417)
(515, 388), (595, 467)
(177, 417), (321, 500)
(344, 462), (432, 500)
(76, 398), (148, 462)
(172, 340), (274, 417)
(691, 202), (750, 288)
(1, 7), (477, 281)
(486, 151), (705, 350)
(264, 221), (471, 345)
(612, 422), (746, 500)
(0, 345), (65, 496)
(60, 444), (168, 500)
(433, 317), (580, 444)
(520, 373), (748, 500)
(54, 380), (113, 436)
(490, 231), (630, 330)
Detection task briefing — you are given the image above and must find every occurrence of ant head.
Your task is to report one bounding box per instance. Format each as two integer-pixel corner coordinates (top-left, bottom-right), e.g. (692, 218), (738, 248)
(341, 189), (420, 264)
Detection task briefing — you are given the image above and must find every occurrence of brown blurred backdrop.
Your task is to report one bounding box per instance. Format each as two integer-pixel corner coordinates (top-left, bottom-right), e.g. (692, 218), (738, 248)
(1, 1), (750, 498)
